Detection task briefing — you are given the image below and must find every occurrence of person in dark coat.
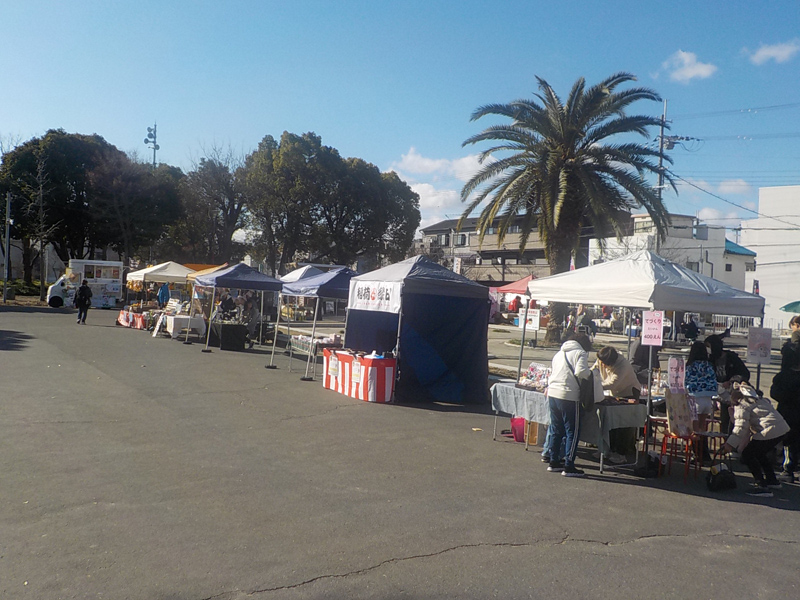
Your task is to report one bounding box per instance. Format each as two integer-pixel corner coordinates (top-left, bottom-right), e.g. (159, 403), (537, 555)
(74, 280), (93, 324)
(770, 344), (800, 483)
(705, 334), (750, 435)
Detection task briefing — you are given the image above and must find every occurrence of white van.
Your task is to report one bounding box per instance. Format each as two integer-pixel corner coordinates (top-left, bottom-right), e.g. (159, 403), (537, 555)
(47, 259), (123, 308)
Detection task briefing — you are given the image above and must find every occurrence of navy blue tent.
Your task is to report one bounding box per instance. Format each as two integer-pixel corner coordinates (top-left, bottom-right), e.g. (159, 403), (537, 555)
(281, 267), (356, 299)
(194, 262), (283, 291)
(345, 256), (489, 405)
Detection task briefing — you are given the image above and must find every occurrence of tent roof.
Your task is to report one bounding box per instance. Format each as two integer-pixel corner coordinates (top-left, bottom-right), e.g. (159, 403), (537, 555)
(127, 261), (195, 284)
(281, 265), (324, 282)
(526, 250), (764, 317)
(352, 255), (488, 299)
(194, 262), (283, 291)
(497, 275), (535, 294)
(186, 263), (227, 282)
(281, 267), (356, 299)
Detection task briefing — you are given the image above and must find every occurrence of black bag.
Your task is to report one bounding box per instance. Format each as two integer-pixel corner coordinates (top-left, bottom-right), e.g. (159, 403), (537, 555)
(706, 452), (737, 492)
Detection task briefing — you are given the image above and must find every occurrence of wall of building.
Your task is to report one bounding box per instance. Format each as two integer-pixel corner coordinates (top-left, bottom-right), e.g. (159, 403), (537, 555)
(741, 186), (800, 331)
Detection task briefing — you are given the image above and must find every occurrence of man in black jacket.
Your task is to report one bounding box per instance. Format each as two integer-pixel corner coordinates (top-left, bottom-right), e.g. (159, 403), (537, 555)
(74, 280), (93, 324)
(771, 345), (800, 483)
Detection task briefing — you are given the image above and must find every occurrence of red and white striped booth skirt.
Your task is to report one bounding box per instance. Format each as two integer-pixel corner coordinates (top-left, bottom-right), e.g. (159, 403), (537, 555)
(322, 349), (396, 403)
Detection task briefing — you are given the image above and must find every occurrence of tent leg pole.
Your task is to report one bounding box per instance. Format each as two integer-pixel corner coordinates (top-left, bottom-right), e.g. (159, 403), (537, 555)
(516, 302), (530, 382)
(258, 292), (264, 347)
(301, 298), (319, 381)
(183, 283), (196, 344)
(202, 286), (216, 353)
(266, 293), (282, 369)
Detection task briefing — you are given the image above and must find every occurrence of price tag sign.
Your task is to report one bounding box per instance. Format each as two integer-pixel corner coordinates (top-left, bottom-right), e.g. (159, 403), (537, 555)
(642, 310), (664, 347)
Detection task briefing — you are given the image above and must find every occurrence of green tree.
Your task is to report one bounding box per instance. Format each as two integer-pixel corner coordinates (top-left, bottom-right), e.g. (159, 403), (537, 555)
(460, 73), (673, 340)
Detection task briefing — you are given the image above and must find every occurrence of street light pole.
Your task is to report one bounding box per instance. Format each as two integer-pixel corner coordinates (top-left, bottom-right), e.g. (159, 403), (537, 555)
(655, 99), (667, 255)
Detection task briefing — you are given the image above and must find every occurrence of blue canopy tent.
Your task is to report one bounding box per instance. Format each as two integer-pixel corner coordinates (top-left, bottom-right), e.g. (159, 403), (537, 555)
(191, 263), (283, 352)
(345, 256), (489, 405)
(270, 267), (356, 377)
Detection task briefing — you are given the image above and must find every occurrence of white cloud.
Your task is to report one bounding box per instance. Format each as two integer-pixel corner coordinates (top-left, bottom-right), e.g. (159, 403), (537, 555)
(747, 39), (800, 65)
(697, 206), (742, 230)
(392, 147), (482, 182)
(662, 50), (717, 83)
(717, 179), (753, 196)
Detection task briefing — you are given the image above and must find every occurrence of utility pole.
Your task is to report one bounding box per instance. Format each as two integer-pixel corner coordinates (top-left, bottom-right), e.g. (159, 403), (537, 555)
(655, 100), (667, 255)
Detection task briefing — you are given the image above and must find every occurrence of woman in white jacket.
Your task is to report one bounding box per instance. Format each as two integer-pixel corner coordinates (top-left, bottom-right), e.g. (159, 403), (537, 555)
(547, 333), (593, 477)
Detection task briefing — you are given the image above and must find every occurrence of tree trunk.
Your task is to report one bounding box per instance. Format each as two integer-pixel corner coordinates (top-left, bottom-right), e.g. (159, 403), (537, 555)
(542, 243), (574, 346)
(21, 238), (34, 285)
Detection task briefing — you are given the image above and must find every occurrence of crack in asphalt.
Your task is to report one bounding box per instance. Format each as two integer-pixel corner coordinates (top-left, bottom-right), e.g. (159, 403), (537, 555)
(206, 532), (799, 598)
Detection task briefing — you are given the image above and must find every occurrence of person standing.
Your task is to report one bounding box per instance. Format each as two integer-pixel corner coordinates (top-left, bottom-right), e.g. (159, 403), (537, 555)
(546, 332), (593, 477)
(770, 345), (800, 483)
(593, 346), (641, 463)
(74, 279), (92, 324)
(158, 282), (171, 309)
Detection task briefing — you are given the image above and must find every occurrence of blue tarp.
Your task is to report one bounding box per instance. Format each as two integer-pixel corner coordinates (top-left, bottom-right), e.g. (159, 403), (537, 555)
(194, 263), (283, 292)
(281, 267), (356, 299)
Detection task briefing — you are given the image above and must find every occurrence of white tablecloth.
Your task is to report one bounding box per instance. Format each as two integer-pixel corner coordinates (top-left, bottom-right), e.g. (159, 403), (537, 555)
(165, 315), (207, 339)
(491, 383), (648, 455)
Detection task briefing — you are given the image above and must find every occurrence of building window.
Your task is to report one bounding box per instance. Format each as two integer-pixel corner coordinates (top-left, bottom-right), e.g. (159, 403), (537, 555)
(725, 263), (732, 272)
(508, 225), (521, 233)
(634, 220), (654, 233)
(745, 262), (756, 272)
(485, 226), (496, 235)
(454, 233), (467, 247)
(686, 261), (700, 272)
(437, 234), (450, 247)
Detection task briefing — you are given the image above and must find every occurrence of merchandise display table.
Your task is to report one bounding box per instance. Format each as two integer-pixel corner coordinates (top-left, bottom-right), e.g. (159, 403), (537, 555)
(322, 349), (396, 403)
(288, 336), (342, 378)
(117, 310), (149, 330)
(165, 315), (206, 339)
(491, 383), (648, 473)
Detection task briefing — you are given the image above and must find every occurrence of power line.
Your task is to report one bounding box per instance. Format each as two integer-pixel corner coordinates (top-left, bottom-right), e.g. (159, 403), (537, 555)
(672, 102), (800, 120)
(667, 170), (800, 230)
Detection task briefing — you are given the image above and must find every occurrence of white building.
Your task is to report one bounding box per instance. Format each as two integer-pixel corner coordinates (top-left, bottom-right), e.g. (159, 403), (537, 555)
(740, 185), (800, 331)
(589, 213), (755, 291)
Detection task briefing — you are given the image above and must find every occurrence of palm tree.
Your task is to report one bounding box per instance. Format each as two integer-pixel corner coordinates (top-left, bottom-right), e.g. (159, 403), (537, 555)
(460, 72), (673, 341)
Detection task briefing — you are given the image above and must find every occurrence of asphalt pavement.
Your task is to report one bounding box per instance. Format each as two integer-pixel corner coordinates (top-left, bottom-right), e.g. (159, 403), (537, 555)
(1, 306), (798, 599)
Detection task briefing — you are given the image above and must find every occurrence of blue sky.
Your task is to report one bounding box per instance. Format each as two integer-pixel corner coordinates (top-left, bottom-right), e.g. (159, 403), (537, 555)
(2, 1), (799, 238)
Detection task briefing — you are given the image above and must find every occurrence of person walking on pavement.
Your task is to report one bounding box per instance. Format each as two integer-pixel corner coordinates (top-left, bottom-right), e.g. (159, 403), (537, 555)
(74, 279), (92, 324)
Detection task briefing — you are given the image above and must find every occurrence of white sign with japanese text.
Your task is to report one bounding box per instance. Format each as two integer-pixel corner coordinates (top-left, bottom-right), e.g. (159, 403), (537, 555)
(348, 281), (403, 314)
(642, 310), (664, 346)
(518, 308), (541, 331)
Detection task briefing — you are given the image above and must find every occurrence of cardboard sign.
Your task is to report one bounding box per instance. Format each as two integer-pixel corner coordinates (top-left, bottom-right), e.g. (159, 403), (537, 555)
(747, 327), (773, 365)
(642, 310), (664, 346)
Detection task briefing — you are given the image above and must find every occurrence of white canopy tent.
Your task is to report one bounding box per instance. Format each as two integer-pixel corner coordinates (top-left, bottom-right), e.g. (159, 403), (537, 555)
(526, 250), (765, 317)
(127, 261), (196, 284)
(280, 265), (323, 283)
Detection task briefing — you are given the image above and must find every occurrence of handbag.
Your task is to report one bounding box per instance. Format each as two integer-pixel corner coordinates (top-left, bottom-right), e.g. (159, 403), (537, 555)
(564, 351), (595, 412)
(706, 450), (737, 492)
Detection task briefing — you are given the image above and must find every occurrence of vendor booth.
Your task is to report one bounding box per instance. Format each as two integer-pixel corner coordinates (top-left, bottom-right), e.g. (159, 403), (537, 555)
(497, 250), (766, 472)
(281, 265), (324, 283)
(118, 262), (197, 332)
(344, 256), (490, 405)
(275, 267), (355, 378)
(193, 263), (283, 352)
(127, 261), (196, 285)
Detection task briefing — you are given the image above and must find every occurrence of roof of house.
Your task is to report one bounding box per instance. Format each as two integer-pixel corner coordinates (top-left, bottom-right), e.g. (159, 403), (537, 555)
(725, 239), (757, 257)
(420, 218), (480, 233)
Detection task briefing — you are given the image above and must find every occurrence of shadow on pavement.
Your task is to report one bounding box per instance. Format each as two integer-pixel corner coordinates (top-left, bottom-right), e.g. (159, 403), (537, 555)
(0, 329), (35, 351)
